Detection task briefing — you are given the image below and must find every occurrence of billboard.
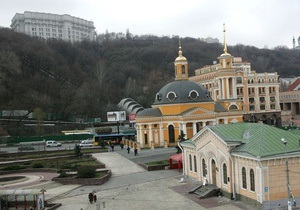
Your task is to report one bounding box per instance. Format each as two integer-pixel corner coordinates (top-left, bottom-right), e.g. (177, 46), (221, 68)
(107, 111), (126, 122)
(129, 114), (136, 123)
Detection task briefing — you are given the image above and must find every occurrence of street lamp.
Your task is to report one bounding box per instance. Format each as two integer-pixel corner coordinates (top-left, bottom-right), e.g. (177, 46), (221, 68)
(281, 138), (292, 210)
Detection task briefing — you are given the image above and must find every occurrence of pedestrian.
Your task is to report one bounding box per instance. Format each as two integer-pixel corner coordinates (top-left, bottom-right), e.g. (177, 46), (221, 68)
(111, 143), (115, 151)
(93, 194), (97, 202)
(120, 142), (124, 149)
(134, 147), (138, 156)
(88, 192), (93, 203)
(127, 146), (130, 154)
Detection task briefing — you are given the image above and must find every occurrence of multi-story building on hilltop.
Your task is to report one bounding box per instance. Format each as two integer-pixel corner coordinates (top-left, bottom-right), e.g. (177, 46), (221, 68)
(11, 11), (95, 42)
(280, 77), (300, 126)
(189, 25), (281, 126)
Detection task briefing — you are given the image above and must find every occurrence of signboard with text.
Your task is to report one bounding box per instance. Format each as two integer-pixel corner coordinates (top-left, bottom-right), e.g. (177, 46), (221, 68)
(107, 111), (126, 122)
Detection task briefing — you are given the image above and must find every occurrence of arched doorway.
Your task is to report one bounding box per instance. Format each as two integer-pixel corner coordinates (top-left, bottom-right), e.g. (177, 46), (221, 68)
(211, 159), (217, 185)
(168, 125), (175, 143)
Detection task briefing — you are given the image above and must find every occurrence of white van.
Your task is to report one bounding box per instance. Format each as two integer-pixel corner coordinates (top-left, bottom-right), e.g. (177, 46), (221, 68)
(46, 140), (62, 147)
(79, 139), (94, 147)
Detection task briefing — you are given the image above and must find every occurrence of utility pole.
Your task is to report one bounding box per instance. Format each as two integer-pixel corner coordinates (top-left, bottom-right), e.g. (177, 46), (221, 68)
(282, 138), (292, 210)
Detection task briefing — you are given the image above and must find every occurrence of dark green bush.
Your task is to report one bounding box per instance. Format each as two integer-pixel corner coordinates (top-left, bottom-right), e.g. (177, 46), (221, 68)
(77, 165), (96, 178)
(32, 162), (44, 168)
(2, 165), (26, 171)
(58, 171), (68, 178)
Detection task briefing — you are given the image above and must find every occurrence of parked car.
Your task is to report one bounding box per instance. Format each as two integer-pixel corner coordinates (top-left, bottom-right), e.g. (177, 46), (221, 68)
(79, 139), (94, 147)
(46, 140), (62, 147)
(18, 144), (35, 151)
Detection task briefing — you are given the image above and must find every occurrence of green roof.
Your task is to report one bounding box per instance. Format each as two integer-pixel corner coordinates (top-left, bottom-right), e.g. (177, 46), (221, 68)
(180, 139), (195, 148)
(208, 123), (300, 158)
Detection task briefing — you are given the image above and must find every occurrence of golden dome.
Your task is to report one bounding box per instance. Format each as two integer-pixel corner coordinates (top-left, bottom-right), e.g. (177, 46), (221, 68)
(175, 45), (187, 62)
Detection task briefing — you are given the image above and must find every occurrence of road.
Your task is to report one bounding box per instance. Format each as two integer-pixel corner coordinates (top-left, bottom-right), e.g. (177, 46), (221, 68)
(0, 142), (79, 153)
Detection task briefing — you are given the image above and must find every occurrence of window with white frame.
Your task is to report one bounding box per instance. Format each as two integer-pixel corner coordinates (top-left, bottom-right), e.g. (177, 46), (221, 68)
(242, 167), (247, 189)
(189, 154), (192, 171)
(223, 163), (228, 184)
(250, 169), (255, 191)
(194, 155), (197, 172)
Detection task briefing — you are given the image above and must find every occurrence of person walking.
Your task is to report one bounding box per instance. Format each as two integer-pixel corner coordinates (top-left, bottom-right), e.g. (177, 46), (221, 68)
(88, 192), (93, 204)
(93, 194), (97, 202)
(134, 147), (138, 156)
(111, 143), (115, 151)
(127, 146), (130, 154)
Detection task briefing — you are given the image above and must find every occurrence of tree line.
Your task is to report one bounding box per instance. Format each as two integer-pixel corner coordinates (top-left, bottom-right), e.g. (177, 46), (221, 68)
(0, 28), (300, 123)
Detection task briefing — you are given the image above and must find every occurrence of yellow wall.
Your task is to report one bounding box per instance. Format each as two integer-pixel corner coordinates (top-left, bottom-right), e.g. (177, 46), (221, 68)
(267, 158), (300, 201)
(157, 102), (215, 116)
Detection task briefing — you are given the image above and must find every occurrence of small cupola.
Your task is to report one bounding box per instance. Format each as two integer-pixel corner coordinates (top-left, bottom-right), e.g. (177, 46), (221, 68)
(218, 23), (233, 69)
(174, 40), (189, 80)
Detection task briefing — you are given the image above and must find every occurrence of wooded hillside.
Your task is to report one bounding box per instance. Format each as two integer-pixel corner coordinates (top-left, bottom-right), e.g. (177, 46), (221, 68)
(1, 28), (299, 121)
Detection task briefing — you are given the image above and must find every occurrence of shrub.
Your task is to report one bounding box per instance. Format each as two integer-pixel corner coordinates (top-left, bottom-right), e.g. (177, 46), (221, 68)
(74, 144), (83, 158)
(77, 165), (96, 178)
(58, 171), (68, 178)
(32, 162), (44, 168)
(2, 165), (26, 171)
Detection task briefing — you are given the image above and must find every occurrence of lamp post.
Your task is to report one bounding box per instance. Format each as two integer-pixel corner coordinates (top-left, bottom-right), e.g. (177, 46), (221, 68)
(281, 138), (292, 210)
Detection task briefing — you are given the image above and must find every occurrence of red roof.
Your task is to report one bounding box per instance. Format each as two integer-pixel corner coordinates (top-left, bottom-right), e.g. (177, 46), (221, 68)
(287, 78), (300, 91)
(169, 153), (183, 162)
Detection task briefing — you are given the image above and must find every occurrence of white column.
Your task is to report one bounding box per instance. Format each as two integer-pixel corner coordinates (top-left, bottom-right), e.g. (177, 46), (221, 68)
(224, 118), (228, 124)
(193, 122), (197, 135)
(275, 86), (280, 110)
(218, 79), (221, 100)
(159, 123), (164, 146)
(182, 123), (187, 136)
(221, 79), (225, 99)
(265, 86), (270, 110)
(255, 87), (259, 111)
(138, 125), (143, 148)
(225, 78), (229, 99)
(149, 124), (153, 145)
(203, 121), (206, 127)
(232, 77), (237, 98)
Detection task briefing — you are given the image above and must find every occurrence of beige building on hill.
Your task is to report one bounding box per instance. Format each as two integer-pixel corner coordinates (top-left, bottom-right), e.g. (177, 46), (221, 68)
(11, 11), (95, 42)
(280, 78), (300, 126)
(189, 25), (281, 126)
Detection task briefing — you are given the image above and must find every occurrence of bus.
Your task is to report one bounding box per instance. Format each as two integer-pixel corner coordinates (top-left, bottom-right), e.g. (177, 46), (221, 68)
(94, 132), (136, 146)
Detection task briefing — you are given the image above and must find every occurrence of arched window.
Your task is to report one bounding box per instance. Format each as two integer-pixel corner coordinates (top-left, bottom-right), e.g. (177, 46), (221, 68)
(202, 159), (207, 176)
(223, 163), (228, 184)
(250, 169), (255, 191)
(189, 154), (192, 171)
(194, 155), (197, 172)
(242, 167), (247, 189)
(182, 65), (186, 74)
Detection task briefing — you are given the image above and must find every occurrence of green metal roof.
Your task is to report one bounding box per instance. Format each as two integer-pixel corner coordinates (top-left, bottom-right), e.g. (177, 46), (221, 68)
(208, 123), (300, 158)
(180, 139), (195, 148)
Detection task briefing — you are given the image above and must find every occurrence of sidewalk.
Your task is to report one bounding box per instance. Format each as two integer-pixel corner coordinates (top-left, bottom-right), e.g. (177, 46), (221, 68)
(48, 150), (257, 210)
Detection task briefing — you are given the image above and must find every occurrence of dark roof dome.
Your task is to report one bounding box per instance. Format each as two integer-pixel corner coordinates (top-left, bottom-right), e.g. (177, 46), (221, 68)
(137, 108), (162, 117)
(153, 80), (213, 105)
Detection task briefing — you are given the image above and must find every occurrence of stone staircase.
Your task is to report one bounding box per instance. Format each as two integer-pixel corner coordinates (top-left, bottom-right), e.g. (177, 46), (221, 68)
(188, 184), (219, 199)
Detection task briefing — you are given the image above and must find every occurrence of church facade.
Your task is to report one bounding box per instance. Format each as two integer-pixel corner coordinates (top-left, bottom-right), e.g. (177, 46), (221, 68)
(135, 42), (244, 148)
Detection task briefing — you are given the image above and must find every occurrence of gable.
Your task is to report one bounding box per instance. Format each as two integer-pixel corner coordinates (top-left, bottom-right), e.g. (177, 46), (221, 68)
(181, 107), (216, 117)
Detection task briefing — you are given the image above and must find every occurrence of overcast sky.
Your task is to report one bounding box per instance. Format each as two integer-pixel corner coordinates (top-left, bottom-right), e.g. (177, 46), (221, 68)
(0, 0), (299, 49)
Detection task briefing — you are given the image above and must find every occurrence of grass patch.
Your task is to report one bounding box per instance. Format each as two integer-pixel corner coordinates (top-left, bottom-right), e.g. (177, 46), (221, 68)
(0, 155), (100, 172)
(0, 147), (107, 162)
(145, 160), (169, 166)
